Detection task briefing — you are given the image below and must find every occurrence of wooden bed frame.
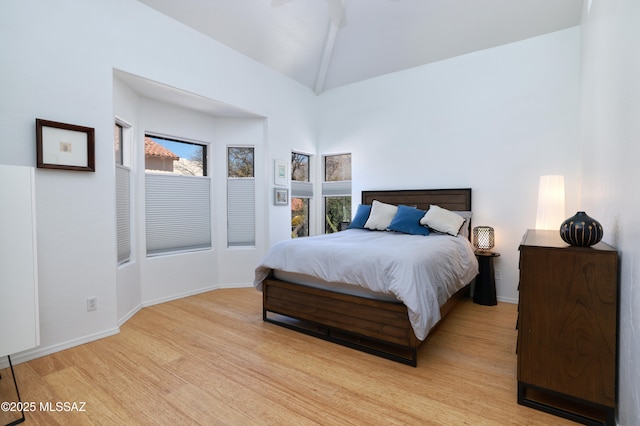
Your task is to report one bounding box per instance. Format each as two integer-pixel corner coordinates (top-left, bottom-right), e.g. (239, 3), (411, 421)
(262, 188), (473, 366)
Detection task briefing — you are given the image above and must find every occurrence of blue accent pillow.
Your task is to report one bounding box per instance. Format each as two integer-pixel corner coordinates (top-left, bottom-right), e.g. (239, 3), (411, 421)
(348, 204), (371, 229)
(388, 205), (431, 236)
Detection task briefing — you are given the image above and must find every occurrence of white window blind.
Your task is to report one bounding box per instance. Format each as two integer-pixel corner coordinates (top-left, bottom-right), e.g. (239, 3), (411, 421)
(322, 181), (351, 197)
(292, 181), (314, 198)
(116, 165), (131, 263)
(145, 174), (211, 255)
(227, 178), (255, 247)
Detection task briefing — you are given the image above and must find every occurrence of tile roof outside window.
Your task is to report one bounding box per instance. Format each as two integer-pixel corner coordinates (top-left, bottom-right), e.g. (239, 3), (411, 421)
(144, 137), (179, 160)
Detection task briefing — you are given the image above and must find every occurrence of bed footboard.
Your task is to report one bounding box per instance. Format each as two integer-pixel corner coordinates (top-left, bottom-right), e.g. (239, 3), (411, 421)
(263, 277), (428, 366)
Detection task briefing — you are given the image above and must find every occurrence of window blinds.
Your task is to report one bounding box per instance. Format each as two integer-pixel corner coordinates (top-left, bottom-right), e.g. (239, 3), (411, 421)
(145, 173), (211, 255)
(322, 181), (351, 197)
(291, 181), (314, 198)
(116, 165), (131, 264)
(227, 178), (255, 247)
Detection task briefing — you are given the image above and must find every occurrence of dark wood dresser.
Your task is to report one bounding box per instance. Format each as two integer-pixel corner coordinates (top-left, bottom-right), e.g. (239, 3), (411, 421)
(517, 229), (619, 426)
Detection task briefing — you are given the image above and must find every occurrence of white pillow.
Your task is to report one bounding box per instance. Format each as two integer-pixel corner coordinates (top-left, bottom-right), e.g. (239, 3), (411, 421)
(364, 200), (398, 231)
(420, 205), (465, 236)
(454, 211), (473, 239)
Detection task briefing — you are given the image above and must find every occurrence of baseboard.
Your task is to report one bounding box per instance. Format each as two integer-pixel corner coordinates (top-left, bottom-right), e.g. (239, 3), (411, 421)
(1, 284), (256, 368)
(141, 283), (252, 308)
(218, 282), (253, 290)
(0, 327), (120, 368)
(118, 303), (143, 327)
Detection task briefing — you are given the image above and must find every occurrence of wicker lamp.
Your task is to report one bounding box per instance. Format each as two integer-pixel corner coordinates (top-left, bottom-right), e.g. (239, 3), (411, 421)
(473, 226), (495, 252)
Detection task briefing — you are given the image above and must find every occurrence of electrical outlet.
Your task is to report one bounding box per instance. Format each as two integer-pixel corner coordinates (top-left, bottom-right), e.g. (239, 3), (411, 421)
(495, 269), (502, 280)
(87, 297), (97, 311)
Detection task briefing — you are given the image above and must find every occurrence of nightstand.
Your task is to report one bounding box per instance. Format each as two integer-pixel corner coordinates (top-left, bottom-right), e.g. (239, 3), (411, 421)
(473, 251), (499, 306)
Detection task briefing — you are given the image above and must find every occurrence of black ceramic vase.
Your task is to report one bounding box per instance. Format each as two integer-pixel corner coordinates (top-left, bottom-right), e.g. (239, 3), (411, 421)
(560, 211), (603, 247)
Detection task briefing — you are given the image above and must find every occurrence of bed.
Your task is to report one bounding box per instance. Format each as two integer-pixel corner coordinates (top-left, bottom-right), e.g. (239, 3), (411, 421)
(254, 189), (477, 366)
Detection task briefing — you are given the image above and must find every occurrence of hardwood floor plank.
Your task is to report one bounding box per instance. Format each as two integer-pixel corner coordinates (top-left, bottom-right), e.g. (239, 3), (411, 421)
(2, 288), (575, 425)
(42, 366), (134, 425)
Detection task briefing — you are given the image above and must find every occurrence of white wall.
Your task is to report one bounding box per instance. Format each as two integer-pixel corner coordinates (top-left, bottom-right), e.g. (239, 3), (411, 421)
(317, 28), (582, 302)
(0, 0), (317, 361)
(579, 1), (640, 423)
(113, 78), (142, 324)
(213, 117), (269, 287)
(137, 98), (220, 305)
(112, 79), (271, 318)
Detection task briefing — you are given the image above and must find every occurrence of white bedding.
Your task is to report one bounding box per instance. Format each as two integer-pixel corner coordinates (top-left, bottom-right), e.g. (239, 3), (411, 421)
(254, 229), (479, 340)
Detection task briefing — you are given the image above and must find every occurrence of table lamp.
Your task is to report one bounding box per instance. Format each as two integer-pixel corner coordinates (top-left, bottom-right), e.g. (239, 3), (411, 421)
(473, 226), (495, 252)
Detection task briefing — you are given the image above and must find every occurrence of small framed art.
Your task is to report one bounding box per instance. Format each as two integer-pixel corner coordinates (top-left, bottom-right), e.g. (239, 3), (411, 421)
(274, 188), (289, 206)
(274, 159), (288, 186)
(36, 118), (95, 172)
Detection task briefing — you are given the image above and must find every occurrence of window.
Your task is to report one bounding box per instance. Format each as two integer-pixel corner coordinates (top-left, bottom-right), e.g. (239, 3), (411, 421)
(145, 134), (211, 256)
(228, 147), (254, 178)
(323, 153), (351, 233)
(144, 135), (206, 176)
(114, 123), (124, 166)
(227, 146), (255, 247)
(291, 152), (313, 238)
(115, 120), (131, 264)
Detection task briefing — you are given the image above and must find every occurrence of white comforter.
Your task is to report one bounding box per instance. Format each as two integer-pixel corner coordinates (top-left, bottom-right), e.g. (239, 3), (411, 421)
(254, 229), (479, 340)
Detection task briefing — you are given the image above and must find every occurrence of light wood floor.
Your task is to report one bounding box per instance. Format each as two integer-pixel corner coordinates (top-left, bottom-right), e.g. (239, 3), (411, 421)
(1, 288), (573, 425)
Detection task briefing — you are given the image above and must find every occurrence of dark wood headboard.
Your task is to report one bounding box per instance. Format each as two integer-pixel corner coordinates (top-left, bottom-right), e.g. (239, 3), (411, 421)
(361, 188), (472, 212)
(361, 188), (472, 240)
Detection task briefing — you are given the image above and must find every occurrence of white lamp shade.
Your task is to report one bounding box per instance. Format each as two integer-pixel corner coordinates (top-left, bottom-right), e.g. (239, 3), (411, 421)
(535, 175), (565, 230)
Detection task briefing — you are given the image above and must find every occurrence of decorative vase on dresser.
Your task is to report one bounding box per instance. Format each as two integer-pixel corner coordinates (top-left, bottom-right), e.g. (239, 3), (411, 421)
(517, 229), (618, 426)
(560, 211), (604, 247)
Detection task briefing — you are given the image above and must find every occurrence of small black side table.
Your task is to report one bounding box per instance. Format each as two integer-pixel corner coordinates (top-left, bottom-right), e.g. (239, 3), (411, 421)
(474, 251), (499, 306)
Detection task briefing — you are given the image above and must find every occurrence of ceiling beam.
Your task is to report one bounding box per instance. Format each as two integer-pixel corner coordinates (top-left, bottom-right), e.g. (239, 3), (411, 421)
(314, 21), (339, 94)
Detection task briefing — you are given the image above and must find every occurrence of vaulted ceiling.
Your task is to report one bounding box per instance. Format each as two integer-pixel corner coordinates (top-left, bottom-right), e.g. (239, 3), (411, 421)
(136, 0), (584, 94)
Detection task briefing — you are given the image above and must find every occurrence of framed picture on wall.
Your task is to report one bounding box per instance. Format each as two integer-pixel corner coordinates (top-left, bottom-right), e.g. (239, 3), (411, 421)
(274, 159), (288, 186)
(36, 118), (95, 172)
(274, 188), (288, 206)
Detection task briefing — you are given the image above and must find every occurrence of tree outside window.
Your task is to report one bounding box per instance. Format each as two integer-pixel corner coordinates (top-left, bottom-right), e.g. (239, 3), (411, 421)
(291, 152), (310, 238)
(325, 153), (351, 181)
(291, 198), (309, 237)
(228, 147), (254, 178)
(291, 152), (309, 181)
(324, 153), (351, 234)
(325, 196), (351, 233)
